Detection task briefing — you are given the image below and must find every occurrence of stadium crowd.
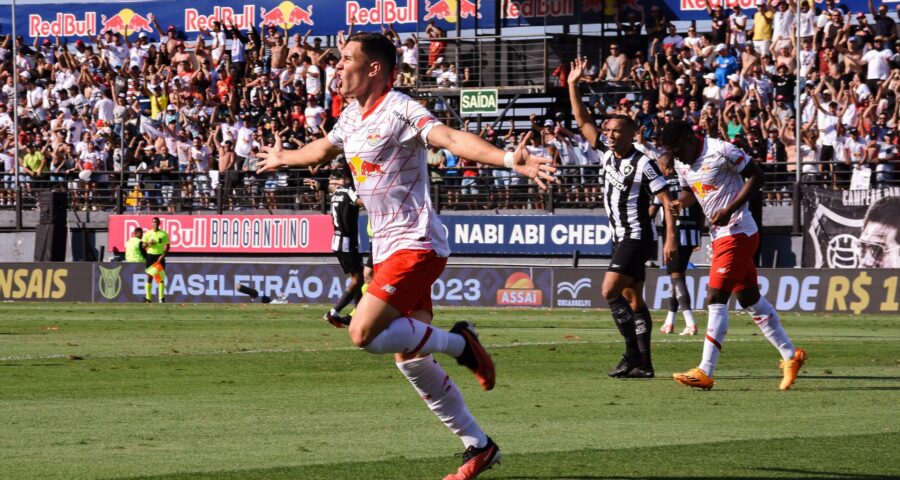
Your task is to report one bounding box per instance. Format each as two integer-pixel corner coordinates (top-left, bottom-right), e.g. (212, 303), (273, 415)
(1, 0), (899, 213)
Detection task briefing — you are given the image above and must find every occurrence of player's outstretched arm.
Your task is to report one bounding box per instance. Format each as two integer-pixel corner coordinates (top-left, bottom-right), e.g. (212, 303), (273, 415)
(255, 135), (342, 173)
(567, 57), (601, 147)
(427, 126), (558, 189)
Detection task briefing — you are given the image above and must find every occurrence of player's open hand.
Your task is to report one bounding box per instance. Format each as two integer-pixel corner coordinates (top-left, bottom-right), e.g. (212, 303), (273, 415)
(512, 131), (557, 190)
(568, 57), (588, 85)
(256, 133), (284, 174)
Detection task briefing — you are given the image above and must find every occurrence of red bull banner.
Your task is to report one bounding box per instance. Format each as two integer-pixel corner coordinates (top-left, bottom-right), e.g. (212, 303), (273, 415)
(107, 214), (334, 254)
(14, 0), (875, 41)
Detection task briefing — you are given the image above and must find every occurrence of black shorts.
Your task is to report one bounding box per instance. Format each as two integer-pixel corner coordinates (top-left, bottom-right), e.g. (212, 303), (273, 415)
(145, 253), (165, 269)
(336, 251), (363, 274)
(666, 244), (697, 274)
(365, 253), (373, 269)
(608, 238), (655, 283)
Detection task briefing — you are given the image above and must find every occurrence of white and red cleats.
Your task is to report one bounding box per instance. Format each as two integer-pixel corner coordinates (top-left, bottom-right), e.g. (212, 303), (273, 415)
(660, 324), (675, 334)
(443, 437), (501, 480)
(679, 326), (698, 336)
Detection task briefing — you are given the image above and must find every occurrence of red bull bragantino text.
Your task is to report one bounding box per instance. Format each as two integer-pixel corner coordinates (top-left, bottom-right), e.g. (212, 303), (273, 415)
(29, 12), (97, 37)
(185, 6), (256, 32)
(346, 0), (418, 26)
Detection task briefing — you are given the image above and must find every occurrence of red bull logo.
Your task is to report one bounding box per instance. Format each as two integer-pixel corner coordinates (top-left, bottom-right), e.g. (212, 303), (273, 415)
(503, 0), (574, 19)
(348, 156), (385, 183)
(582, 0), (631, 14)
(101, 9), (153, 35)
(29, 12), (97, 38)
(347, 0), (418, 26)
(423, 0), (481, 22)
(691, 181), (718, 199)
(260, 1), (314, 29)
(185, 6), (257, 33)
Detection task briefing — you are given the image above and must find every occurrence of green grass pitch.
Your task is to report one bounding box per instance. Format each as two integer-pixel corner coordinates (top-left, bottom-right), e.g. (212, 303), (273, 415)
(1, 303), (899, 479)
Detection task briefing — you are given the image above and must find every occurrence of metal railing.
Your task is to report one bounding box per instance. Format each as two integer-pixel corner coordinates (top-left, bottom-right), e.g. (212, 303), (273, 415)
(409, 35), (557, 92)
(5, 163), (896, 223)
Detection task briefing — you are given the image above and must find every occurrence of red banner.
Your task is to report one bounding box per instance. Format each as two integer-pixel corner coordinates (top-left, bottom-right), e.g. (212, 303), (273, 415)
(107, 215), (334, 254)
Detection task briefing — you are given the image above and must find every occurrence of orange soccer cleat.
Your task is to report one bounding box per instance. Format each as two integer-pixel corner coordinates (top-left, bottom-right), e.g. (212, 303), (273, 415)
(451, 321), (496, 391)
(673, 368), (716, 390)
(779, 348), (808, 390)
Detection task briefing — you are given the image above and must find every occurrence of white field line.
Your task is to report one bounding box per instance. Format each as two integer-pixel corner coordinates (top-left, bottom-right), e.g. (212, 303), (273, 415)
(1, 336), (898, 362)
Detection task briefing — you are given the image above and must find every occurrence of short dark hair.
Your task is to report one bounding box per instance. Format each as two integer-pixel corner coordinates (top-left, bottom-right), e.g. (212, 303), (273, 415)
(347, 32), (397, 78)
(152, 217), (161, 224)
(660, 120), (694, 150)
(607, 114), (638, 132)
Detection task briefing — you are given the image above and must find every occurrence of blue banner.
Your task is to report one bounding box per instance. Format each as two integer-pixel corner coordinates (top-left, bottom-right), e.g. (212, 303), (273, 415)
(5, 0), (878, 43)
(359, 214), (614, 256)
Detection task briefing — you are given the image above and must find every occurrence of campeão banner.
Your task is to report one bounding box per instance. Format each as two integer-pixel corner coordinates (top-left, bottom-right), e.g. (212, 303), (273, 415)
(802, 187), (900, 268)
(107, 214), (334, 254)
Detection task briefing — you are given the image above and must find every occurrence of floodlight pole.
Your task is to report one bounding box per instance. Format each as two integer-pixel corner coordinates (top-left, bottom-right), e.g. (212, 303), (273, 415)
(12, 0), (22, 231)
(794, 0), (802, 235)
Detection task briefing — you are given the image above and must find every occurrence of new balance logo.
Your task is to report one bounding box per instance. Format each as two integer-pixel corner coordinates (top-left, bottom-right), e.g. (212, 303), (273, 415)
(717, 267), (728, 274)
(382, 284), (397, 294)
(610, 264), (621, 269)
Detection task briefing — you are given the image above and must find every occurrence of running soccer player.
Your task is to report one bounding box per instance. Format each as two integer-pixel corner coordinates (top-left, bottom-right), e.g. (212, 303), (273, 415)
(568, 57), (677, 379)
(141, 217), (169, 303)
(256, 32), (556, 480)
(650, 157), (702, 336)
(660, 120), (807, 391)
(321, 166), (363, 328)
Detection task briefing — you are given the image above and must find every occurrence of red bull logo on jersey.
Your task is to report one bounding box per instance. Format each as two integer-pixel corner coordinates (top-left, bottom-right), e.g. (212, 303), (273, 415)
(423, 0), (481, 23)
(101, 9), (153, 35)
(348, 156), (385, 184)
(366, 129), (382, 146)
(260, 1), (314, 29)
(29, 12), (98, 38)
(185, 6), (257, 33)
(691, 182), (718, 199)
(347, 0), (418, 26)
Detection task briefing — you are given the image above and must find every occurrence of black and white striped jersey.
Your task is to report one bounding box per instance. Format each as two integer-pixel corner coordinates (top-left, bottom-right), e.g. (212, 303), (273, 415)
(600, 145), (669, 242)
(654, 174), (705, 247)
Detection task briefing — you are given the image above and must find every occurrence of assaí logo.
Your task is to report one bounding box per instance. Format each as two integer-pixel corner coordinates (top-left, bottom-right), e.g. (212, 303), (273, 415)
(496, 272), (543, 306)
(260, 1), (315, 29)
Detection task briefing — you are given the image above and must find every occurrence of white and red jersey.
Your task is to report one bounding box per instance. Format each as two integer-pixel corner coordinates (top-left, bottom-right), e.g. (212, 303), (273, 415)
(327, 90), (450, 264)
(674, 137), (757, 241)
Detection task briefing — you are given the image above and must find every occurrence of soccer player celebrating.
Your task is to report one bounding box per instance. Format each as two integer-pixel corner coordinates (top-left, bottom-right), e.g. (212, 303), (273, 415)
(660, 120), (807, 391)
(568, 57), (677, 379)
(142, 217), (170, 304)
(256, 32), (556, 479)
